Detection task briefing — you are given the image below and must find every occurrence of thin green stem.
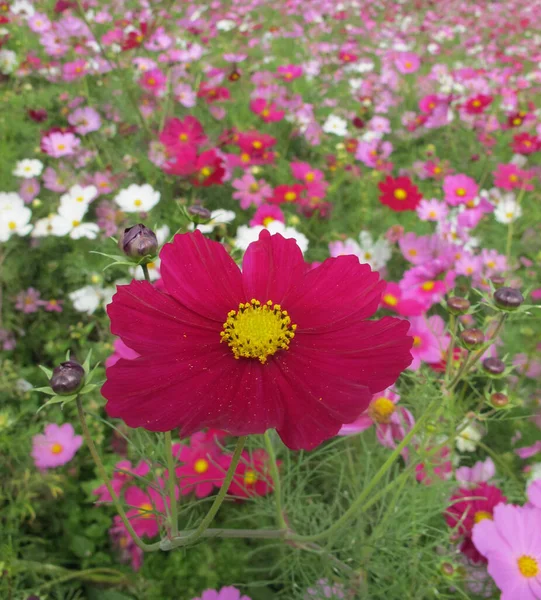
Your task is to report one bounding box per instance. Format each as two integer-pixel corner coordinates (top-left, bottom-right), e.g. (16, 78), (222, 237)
(162, 436), (246, 549)
(444, 313), (457, 386)
(76, 397), (160, 552)
(141, 263), (151, 282)
(290, 399), (437, 544)
(164, 431), (179, 536)
(264, 431), (287, 529)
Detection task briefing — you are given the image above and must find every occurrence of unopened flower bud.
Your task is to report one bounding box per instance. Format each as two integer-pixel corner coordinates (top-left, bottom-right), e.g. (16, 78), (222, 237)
(440, 562), (454, 577)
(493, 287), (524, 311)
(460, 328), (484, 348)
(491, 392), (509, 408)
(490, 275), (506, 288)
(447, 296), (470, 315)
(118, 224), (158, 259)
(50, 361), (85, 395)
(187, 204), (212, 221)
(482, 357), (505, 376)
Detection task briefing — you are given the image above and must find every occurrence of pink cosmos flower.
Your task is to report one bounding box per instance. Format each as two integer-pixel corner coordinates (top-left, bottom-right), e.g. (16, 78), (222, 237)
(277, 64), (303, 81)
(105, 338), (140, 369)
(44, 299), (63, 312)
(31, 423), (83, 469)
(513, 354), (541, 379)
(408, 315), (449, 370)
(380, 282), (425, 317)
(250, 98), (285, 123)
(139, 68), (167, 96)
(174, 83), (197, 108)
(515, 441), (541, 459)
(110, 516), (144, 571)
(443, 174), (478, 206)
(400, 260), (456, 309)
(124, 481), (177, 539)
(93, 459), (150, 503)
(193, 587), (251, 600)
(62, 59), (87, 81)
(221, 449), (276, 499)
(355, 139), (393, 168)
(15, 287), (44, 313)
(416, 198), (448, 222)
(395, 52), (420, 74)
(174, 435), (225, 498)
(493, 164), (534, 191)
(456, 458), (496, 488)
(232, 173), (273, 209)
(19, 178), (40, 204)
(27, 13), (52, 33)
(472, 503), (541, 600)
(250, 205), (285, 227)
(42, 132), (81, 157)
(68, 106), (101, 135)
(159, 116), (206, 153)
(527, 480), (541, 510)
(415, 446), (453, 485)
(290, 162), (324, 185)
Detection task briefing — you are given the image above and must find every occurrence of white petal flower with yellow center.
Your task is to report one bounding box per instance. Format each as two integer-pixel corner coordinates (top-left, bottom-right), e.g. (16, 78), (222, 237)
(60, 185), (98, 208)
(13, 159), (44, 179)
(114, 184), (160, 213)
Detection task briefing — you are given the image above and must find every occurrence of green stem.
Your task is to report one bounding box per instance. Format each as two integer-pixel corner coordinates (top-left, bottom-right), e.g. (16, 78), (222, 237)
(141, 263), (151, 282)
(264, 431), (287, 529)
(162, 436), (246, 549)
(290, 399), (437, 544)
(164, 431), (179, 536)
(76, 397), (160, 552)
(444, 313), (457, 386)
(33, 568), (127, 591)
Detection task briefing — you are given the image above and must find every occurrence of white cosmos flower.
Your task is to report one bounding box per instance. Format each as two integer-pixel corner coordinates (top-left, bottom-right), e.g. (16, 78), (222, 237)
(216, 19), (236, 31)
(32, 215), (58, 238)
(358, 231), (392, 271)
(322, 114), (348, 137)
(114, 184), (160, 213)
(13, 159), (44, 179)
(155, 225), (170, 246)
(51, 201), (99, 239)
(0, 203), (32, 241)
(494, 197), (522, 224)
(235, 221), (309, 253)
(0, 49), (17, 75)
(190, 209), (236, 234)
(69, 284), (115, 314)
(456, 422), (483, 453)
(60, 184), (98, 208)
(10, 0), (35, 16)
(0, 192), (25, 213)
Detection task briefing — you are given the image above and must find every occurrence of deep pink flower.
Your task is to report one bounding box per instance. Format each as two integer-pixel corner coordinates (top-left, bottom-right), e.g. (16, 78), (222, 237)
(110, 515), (144, 571)
(62, 59), (87, 81)
(105, 338), (140, 369)
(250, 98), (285, 123)
(102, 231), (413, 451)
(472, 504), (541, 600)
(124, 481), (176, 538)
(415, 446), (453, 485)
(290, 162), (324, 185)
(250, 205), (285, 227)
(159, 116), (207, 153)
(380, 282), (425, 317)
(493, 164), (534, 191)
(277, 64), (303, 81)
(222, 449), (277, 499)
(31, 423), (83, 469)
(44, 299), (63, 312)
(193, 587), (251, 600)
(93, 459), (150, 503)
(174, 435), (226, 498)
(232, 173), (273, 209)
(139, 68), (166, 95)
(443, 174), (478, 206)
(408, 315), (449, 370)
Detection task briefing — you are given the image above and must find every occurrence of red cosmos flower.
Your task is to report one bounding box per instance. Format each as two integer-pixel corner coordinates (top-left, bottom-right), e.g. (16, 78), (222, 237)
(102, 231), (413, 451)
(512, 132), (541, 155)
(378, 176), (422, 211)
(164, 148), (225, 187)
(339, 50), (357, 63)
(445, 483), (507, 563)
(124, 482), (177, 538)
(159, 116), (207, 154)
(121, 22), (149, 51)
(235, 132), (277, 166)
(270, 184), (306, 205)
(198, 83), (231, 103)
(345, 138), (358, 154)
(506, 110), (527, 128)
(222, 449), (277, 498)
(250, 98), (285, 123)
(463, 94), (493, 115)
(27, 108), (48, 123)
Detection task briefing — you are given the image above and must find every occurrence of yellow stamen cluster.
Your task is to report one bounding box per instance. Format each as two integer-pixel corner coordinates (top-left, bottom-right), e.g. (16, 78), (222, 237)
(220, 299), (297, 364)
(473, 511), (493, 524)
(369, 396), (396, 424)
(517, 555), (539, 578)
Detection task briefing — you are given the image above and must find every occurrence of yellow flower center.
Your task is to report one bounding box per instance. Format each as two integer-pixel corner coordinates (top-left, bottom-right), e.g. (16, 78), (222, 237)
(76, 196), (84, 202)
(249, 183), (260, 193)
(49, 299), (57, 306)
(472, 100), (481, 107)
(244, 469), (258, 485)
(8, 221), (16, 230)
(517, 555), (539, 578)
(200, 167), (212, 177)
(252, 140), (262, 149)
(220, 299), (297, 364)
(413, 335), (422, 347)
(433, 166), (441, 174)
(394, 188), (407, 200)
(57, 144), (66, 151)
(509, 174), (518, 182)
(405, 61), (412, 69)
(72, 220), (80, 227)
(119, 536), (128, 548)
(383, 293), (398, 306)
(99, 181), (109, 187)
(305, 172), (315, 182)
(194, 458), (209, 474)
(24, 165), (32, 171)
(428, 210), (436, 218)
(409, 248), (418, 256)
(505, 212), (514, 219)
(261, 109), (270, 118)
(240, 153), (250, 163)
(369, 396), (396, 424)
(147, 77), (156, 85)
(421, 281), (435, 291)
(134, 199), (142, 207)
(138, 503), (154, 519)
(51, 443), (63, 454)
(179, 133), (189, 141)
(284, 192), (297, 202)
(456, 188), (466, 197)
(262, 217), (275, 227)
(512, 118), (521, 125)
(474, 511), (493, 524)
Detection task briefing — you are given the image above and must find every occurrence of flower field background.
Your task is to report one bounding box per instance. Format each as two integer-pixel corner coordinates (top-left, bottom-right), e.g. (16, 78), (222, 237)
(1, 0), (541, 599)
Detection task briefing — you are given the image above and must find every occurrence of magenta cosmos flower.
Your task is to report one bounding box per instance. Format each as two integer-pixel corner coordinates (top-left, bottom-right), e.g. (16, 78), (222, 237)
(193, 587), (251, 600)
(102, 231), (412, 451)
(31, 423), (83, 469)
(472, 503), (541, 600)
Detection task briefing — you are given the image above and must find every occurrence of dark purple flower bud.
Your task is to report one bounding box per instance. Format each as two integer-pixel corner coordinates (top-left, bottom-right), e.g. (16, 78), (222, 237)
(460, 328), (484, 348)
(118, 224), (158, 259)
(440, 562), (454, 577)
(482, 357), (505, 376)
(446, 296), (470, 315)
(490, 392), (509, 408)
(493, 287), (524, 311)
(490, 275), (506, 288)
(50, 361), (85, 395)
(187, 204), (212, 220)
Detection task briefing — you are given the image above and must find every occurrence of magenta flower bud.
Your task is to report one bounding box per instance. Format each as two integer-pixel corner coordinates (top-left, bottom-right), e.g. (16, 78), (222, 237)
(493, 287), (524, 311)
(50, 360), (85, 395)
(118, 224), (158, 259)
(482, 357), (505, 376)
(446, 296), (470, 315)
(460, 328), (484, 348)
